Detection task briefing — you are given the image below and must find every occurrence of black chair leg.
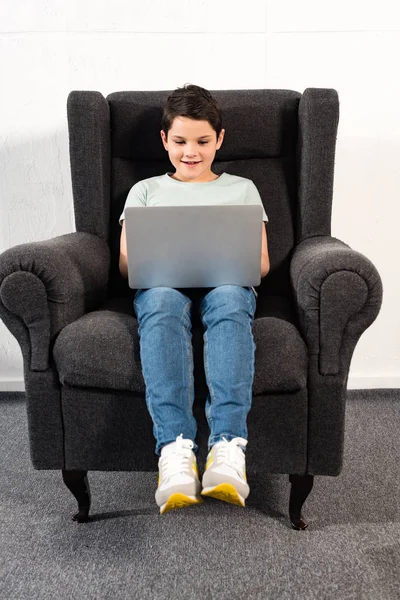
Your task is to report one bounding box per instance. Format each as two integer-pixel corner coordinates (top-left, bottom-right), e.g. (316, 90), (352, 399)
(288, 474), (314, 530)
(62, 470), (91, 523)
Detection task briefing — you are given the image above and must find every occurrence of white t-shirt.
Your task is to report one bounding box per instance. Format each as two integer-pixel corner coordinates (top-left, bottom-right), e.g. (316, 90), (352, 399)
(119, 172), (268, 225)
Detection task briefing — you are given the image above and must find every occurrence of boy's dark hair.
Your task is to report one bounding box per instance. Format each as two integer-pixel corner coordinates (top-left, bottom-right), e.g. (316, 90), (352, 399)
(161, 84), (222, 141)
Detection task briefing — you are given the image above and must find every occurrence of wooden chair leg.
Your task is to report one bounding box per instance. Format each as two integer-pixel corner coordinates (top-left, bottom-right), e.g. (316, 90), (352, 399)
(289, 474), (314, 530)
(62, 470), (91, 523)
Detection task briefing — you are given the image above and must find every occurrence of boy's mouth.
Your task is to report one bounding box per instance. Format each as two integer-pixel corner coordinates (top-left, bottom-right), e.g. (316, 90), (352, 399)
(182, 161), (201, 166)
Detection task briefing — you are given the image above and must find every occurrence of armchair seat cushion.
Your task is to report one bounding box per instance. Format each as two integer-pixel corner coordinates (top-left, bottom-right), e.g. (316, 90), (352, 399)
(53, 295), (308, 395)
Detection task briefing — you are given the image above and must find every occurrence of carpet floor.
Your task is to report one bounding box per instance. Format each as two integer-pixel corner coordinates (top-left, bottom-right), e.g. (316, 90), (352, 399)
(0, 389), (399, 600)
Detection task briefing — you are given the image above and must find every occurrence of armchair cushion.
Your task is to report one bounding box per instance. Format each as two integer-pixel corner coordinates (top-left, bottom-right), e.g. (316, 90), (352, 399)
(52, 295), (308, 395)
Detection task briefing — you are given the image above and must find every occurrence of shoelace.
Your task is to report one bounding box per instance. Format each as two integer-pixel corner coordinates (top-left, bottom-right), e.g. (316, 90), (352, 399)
(160, 434), (194, 481)
(213, 437), (247, 474)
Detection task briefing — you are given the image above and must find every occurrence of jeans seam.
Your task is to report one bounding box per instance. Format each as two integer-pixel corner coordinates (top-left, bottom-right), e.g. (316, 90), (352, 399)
(246, 289), (256, 409)
(139, 346), (159, 447)
(203, 314), (215, 435)
(182, 299), (195, 423)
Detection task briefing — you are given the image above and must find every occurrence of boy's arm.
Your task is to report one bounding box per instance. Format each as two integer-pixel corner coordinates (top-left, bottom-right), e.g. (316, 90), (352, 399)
(261, 223), (270, 279)
(119, 220), (128, 279)
(119, 181), (147, 279)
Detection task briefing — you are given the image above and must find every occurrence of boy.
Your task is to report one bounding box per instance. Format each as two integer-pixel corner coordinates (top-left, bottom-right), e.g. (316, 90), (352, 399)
(119, 84), (270, 514)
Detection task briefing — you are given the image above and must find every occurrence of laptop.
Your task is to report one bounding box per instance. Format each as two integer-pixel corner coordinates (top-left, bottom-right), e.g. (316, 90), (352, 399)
(125, 204), (263, 289)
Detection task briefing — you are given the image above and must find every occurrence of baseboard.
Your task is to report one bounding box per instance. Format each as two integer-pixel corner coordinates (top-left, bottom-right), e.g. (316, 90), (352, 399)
(0, 375), (399, 393)
(0, 378), (25, 392)
(347, 376), (400, 389)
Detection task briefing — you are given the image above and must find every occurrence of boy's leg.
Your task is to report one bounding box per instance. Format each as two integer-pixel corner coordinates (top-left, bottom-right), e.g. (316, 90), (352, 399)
(133, 287), (198, 456)
(198, 285), (257, 452)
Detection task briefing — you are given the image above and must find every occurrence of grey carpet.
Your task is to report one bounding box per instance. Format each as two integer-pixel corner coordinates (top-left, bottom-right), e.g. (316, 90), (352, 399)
(0, 389), (399, 600)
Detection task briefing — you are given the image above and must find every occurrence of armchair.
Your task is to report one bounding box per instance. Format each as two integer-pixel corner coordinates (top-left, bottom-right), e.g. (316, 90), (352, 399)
(0, 88), (382, 529)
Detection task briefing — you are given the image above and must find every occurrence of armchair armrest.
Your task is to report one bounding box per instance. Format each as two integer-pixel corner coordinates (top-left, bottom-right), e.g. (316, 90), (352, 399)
(290, 236), (382, 375)
(0, 232), (110, 371)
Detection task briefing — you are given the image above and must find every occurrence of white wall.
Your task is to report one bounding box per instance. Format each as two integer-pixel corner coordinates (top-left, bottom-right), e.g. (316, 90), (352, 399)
(0, 1), (399, 391)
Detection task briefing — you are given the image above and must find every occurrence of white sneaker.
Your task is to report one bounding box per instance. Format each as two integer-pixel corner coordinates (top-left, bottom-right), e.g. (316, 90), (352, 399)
(155, 434), (203, 514)
(201, 437), (250, 506)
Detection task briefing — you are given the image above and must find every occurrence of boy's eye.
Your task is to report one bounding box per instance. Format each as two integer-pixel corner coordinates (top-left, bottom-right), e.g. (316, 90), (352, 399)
(175, 141), (208, 145)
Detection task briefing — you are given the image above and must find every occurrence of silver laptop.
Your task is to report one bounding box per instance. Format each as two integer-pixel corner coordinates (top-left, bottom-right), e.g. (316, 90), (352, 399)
(125, 204), (263, 289)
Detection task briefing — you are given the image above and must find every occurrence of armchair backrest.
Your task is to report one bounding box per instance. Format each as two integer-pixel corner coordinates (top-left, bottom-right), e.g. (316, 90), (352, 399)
(67, 88), (339, 300)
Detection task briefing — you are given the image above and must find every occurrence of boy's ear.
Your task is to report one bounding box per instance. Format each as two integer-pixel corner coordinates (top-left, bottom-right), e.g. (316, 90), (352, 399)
(160, 130), (168, 149)
(217, 128), (225, 149)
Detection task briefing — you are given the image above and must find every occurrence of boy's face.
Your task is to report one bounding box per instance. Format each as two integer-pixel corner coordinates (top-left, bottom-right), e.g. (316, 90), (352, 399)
(160, 117), (225, 182)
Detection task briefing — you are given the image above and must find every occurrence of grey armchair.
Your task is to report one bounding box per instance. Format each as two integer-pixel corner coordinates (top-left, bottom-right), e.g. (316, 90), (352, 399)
(0, 88), (382, 529)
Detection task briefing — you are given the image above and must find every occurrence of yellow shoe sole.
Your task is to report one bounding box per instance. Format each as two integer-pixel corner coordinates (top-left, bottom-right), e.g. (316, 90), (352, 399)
(160, 493), (203, 515)
(201, 483), (245, 507)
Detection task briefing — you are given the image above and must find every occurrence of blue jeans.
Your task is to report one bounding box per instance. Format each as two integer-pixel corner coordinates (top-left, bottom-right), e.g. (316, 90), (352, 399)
(133, 285), (257, 456)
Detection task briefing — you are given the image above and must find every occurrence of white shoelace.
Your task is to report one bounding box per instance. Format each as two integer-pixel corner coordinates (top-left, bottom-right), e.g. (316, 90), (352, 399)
(213, 437), (247, 474)
(160, 434), (194, 481)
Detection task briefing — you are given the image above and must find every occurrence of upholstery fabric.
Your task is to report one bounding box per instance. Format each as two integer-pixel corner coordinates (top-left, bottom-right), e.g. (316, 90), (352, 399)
(60, 385), (308, 474)
(291, 236), (383, 375)
(67, 92), (111, 242)
(52, 295), (308, 395)
(0, 232), (110, 370)
(296, 89), (340, 241)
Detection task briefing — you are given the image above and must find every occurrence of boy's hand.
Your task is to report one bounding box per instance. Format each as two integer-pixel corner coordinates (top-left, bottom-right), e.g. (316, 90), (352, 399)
(119, 220), (128, 279)
(261, 223), (270, 278)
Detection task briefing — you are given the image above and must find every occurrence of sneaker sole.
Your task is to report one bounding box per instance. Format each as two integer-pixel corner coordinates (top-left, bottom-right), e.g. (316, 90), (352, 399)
(160, 493), (203, 515)
(201, 483), (246, 507)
